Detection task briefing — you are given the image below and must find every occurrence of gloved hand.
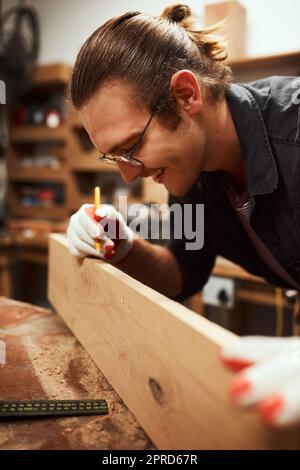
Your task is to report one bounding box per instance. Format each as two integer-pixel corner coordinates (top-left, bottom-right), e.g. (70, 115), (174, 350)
(67, 203), (136, 263)
(221, 336), (300, 427)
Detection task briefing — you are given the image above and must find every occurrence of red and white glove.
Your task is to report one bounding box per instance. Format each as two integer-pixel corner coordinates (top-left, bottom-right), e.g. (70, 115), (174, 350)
(67, 203), (136, 263)
(221, 336), (300, 427)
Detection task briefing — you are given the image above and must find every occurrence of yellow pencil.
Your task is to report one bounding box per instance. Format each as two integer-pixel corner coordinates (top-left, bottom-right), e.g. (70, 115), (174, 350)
(94, 186), (101, 251)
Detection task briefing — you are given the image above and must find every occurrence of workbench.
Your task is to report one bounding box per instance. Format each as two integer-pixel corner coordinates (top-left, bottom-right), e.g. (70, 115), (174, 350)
(0, 296), (154, 450)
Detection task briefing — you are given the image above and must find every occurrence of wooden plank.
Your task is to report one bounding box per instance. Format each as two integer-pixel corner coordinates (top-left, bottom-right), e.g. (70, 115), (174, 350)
(48, 234), (300, 449)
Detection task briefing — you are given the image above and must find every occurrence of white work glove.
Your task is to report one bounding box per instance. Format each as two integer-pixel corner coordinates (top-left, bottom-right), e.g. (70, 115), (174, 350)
(221, 336), (300, 427)
(67, 203), (136, 263)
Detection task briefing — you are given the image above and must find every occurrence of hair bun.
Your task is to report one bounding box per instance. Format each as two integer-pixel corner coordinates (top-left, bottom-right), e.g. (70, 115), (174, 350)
(161, 4), (192, 24)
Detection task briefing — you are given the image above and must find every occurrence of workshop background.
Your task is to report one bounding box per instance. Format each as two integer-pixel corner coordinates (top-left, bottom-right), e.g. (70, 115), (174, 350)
(0, 0), (299, 336)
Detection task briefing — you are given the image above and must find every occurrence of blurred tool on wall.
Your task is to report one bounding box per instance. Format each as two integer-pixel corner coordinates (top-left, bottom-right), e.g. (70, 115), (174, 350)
(0, 0), (40, 224)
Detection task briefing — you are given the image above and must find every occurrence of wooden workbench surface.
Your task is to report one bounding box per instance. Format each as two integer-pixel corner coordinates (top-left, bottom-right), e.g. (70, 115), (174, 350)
(0, 296), (153, 450)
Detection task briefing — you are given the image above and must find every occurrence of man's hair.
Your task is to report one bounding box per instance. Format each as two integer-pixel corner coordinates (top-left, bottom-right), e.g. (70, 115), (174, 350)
(70, 4), (232, 125)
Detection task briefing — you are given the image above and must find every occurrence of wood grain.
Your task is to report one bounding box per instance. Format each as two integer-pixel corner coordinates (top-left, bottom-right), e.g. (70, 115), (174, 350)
(48, 234), (300, 450)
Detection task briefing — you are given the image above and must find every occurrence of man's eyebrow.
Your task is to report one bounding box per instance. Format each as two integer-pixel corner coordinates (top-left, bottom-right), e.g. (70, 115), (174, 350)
(99, 131), (140, 155)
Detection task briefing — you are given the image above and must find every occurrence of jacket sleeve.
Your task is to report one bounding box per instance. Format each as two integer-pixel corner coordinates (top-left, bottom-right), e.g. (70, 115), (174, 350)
(167, 183), (217, 302)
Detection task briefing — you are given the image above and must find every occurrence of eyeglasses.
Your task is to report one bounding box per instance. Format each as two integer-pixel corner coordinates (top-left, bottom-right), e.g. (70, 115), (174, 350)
(98, 112), (155, 168)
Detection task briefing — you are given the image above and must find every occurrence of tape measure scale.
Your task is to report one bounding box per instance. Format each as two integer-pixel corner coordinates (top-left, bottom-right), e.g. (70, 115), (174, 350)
(0, 399), (109, 417)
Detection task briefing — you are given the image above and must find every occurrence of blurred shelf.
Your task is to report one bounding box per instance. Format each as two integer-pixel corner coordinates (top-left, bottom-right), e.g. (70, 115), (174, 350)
(229, 50), (300, 83)
(32, 63), (72, 85)
(3, 62), (203, 228)
(7, 218), (67, 250)
(8, 168), (68, 182)
(8, 217), (67, 232)
(10, 126), (69, 143)
(213, 256), (263, 283)
(229, 50), (300, 68)
(9, 204), (68, 220)
(70, 159), (119, 173)
(236, 287), (293, 309)
(68, 105), (83, 127)
(11, 233), (49, 249)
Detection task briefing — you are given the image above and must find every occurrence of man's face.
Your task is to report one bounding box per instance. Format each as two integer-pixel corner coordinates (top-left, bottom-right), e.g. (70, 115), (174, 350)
(80, 81), (207, 196)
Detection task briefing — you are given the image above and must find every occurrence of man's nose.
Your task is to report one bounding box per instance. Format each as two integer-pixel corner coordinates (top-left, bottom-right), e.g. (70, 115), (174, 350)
(117, 162), (143, 182)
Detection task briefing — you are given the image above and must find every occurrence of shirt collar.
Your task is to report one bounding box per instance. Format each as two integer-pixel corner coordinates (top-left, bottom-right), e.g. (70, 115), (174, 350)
(226, 83), (278, 196)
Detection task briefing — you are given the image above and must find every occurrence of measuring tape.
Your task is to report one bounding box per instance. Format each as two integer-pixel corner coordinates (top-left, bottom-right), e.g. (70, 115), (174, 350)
(0, 399), (109, 418)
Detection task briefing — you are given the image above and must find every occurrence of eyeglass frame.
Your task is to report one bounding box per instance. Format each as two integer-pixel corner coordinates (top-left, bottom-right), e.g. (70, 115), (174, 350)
(98, 112), (155, 168)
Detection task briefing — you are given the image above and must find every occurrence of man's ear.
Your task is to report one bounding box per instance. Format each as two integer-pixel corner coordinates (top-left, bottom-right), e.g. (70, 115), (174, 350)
(170, 70), (202, 115)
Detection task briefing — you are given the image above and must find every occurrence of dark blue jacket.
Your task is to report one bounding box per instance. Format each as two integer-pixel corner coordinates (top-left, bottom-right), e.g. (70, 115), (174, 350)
(168, 76), (300, 300)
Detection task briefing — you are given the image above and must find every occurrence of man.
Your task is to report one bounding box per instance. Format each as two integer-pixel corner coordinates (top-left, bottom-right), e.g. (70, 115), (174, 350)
(67, 5), (300, 427)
